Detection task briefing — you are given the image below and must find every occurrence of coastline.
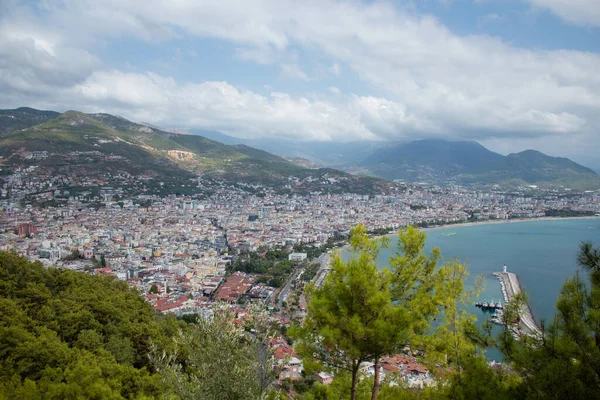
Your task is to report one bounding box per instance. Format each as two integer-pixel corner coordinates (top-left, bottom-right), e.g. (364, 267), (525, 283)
(335, 215), (600, 255)
(420, 215), (600, 233)
(328, 215), (596, 341)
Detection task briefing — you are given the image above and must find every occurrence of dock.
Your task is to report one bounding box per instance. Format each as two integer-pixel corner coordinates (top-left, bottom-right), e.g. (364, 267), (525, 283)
(491, 270), (542, 338)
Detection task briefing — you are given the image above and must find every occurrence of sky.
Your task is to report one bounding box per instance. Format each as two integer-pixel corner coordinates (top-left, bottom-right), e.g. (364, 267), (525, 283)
(0, 0), (599, 167)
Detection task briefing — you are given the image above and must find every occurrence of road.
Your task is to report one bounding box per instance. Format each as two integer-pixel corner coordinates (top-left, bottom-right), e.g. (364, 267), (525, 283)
(278, 266), (302, 308)
(313, 252), (332, 288)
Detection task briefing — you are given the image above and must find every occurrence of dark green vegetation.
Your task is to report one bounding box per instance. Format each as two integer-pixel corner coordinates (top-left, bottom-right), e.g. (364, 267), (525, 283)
(294, 225), (476, 400)
(0, 107), (60, 136)
(0, 107), (389, 196)
(233, 248), (295, 288)
(0, 251), (182, 399)
(361, 139), (600, 189)
(545, 209), (595, 217)
(4, 231), (600, 399)
(293, 237), (342, 260)
(0, 252), (279, 400)
(151, 306), (277, 400)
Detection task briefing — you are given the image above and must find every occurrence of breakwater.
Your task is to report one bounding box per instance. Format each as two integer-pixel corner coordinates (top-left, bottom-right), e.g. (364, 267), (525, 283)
(492, 271), (542, 338)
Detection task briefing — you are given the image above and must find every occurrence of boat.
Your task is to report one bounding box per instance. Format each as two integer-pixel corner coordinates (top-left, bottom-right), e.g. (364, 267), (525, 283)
(491, 309), (505, 325)
(475, 300), (504, 311)
(442, 232), (456, 236)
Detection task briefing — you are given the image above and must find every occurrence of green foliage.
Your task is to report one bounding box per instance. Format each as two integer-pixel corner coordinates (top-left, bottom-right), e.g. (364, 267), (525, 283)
(149, 283), (159, 294)
(544, 209), (595, 217)
(0, 251), (182, 399)
(294, 238), (338, 260)
(151, 305), (276, 400)
(301, 263), (321, 282)
(0, 107), (60, 136)
(62, 249), (81, 261)
(296, 225), (407, 399)
(296, 225), (484, 400)
(234, 250), (294, 289)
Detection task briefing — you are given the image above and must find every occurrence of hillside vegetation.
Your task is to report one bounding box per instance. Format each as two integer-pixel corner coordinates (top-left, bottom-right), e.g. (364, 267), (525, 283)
(0, 108), (387, 195)
(0, 107), (60, 137)
(0, 251), (182, 399)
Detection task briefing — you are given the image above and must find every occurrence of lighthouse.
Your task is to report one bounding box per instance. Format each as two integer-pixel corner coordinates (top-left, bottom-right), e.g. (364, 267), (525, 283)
(503, 264), (507, 273)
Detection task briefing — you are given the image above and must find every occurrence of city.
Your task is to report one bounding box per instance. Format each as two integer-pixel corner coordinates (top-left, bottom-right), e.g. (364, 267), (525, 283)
(2, 172), (599, 388)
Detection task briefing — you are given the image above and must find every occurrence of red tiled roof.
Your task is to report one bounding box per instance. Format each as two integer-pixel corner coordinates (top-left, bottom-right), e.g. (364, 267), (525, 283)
(155, 303), (180, 312)
(273, 345), (296, 359)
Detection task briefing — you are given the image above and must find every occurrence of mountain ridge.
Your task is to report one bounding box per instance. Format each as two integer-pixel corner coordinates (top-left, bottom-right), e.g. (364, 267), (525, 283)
(0, 107), (389, 196)
(360, 139), (599, 189)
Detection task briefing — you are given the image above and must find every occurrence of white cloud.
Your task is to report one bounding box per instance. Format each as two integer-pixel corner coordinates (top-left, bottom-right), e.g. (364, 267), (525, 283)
(279, 64), (310, 81)
(71, 71), (380, 141)
(0, 0), (599, 154)
(0, 4), (99, 95)
(527, 0), (600, 26)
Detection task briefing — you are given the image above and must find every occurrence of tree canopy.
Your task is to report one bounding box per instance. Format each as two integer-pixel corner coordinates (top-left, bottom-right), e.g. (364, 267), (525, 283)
(295, 224), (478, 400)
(0, 251), (182, 399)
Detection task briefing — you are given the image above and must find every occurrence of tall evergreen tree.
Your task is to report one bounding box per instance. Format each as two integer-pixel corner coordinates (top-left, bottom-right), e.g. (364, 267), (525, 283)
(297, 225), (475, 400)
(296, 224), (404, 400)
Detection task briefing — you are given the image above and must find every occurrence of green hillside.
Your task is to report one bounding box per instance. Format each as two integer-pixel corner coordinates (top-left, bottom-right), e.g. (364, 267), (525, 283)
(0, 108), (388, 195)
(0, 251), (182, 399)
(0, 111), (195, 191)
(0, 107), (60, 136)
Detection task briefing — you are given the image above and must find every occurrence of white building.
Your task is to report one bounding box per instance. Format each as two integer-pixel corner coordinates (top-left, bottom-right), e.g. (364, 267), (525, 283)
(288, 252), (307, 262)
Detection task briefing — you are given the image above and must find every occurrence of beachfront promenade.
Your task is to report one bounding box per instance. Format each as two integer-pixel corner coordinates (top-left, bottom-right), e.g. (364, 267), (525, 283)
(492, 271), (542, 337)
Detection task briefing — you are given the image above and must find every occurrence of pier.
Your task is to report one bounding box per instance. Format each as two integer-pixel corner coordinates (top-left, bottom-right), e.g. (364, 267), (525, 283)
(491, 268), (542, 338)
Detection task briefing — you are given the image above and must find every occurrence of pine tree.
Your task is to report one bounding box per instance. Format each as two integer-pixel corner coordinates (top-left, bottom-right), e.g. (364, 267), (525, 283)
(297, 225), (475, 400)
(296, 224), (403, 400)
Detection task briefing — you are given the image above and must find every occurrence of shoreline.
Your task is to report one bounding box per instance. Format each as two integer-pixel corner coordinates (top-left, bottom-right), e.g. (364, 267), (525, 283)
(420, 215), (600, 233)
(335, 215), (600, 255)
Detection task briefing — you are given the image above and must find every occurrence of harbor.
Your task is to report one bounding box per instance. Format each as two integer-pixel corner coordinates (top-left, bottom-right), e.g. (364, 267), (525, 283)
(474, 300), (505, 325)
(491, 266), (542, 338)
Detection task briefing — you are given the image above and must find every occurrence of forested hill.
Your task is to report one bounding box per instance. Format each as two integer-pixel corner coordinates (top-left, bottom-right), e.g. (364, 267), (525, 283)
(0, 251), (182, 398)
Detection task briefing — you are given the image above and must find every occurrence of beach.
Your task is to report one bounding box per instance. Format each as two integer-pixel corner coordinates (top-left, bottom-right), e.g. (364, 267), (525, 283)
(335, 215), (600, 254)
(420, 215), (600, 233)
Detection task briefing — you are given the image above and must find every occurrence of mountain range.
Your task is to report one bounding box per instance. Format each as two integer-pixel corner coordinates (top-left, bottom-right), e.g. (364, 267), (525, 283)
(1, 107), (598, 192)
(190, 129), (600, 190)
(0, 108), (388, 196)
(359, 139), (599, 189)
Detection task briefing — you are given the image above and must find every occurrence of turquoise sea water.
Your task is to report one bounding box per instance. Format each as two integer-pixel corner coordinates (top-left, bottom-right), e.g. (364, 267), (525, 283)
(345, 218), (600, 360)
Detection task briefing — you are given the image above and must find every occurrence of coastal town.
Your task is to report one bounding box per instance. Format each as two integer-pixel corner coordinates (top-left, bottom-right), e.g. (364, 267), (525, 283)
(1, 176), (599, 387)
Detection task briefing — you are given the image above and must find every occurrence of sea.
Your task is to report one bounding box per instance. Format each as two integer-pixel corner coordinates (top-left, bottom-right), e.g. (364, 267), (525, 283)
(345, 217), (600, 360)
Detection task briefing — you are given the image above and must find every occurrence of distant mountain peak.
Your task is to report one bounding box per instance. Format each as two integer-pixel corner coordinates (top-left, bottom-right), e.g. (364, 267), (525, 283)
(361, 138), (598, 189)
